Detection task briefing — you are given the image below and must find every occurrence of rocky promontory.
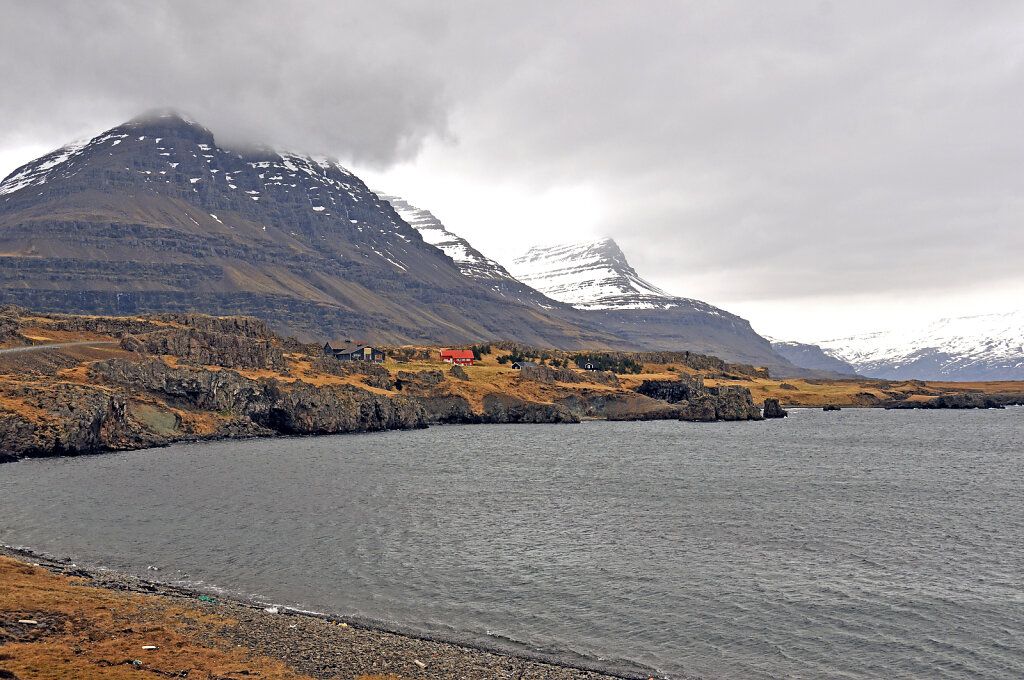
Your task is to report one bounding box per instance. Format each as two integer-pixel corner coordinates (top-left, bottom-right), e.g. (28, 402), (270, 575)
(633, 378), (762, 421)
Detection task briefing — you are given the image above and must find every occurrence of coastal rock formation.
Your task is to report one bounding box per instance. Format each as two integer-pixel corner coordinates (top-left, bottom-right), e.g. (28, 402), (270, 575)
(417, 394), (479, 424)
(633, 377), (704, 402)
(481, 393), (579, 424)
(633, 379), (761, 421)
(259, 380), (426, 434)
(676, 395), (718, 421)
(554, 391), (680, 420)
(0, 382), (155, 457)
(884, 393), (1024, 409)
(763, 398), (788, 418)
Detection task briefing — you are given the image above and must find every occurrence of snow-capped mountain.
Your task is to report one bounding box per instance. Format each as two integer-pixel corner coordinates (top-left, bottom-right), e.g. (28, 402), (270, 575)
(378, 194), (556, 307)
(808, 311), (1024, 381)
(509, 238), (718, 313)
(0, 111), (825, 374)
(0, 111), (622, 347)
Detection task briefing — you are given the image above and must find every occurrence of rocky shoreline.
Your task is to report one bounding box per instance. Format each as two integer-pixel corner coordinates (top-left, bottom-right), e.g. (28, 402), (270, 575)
(0, 307), (768, 462)
(0, 545), (648, 680)
(4, 307), (1022, 463)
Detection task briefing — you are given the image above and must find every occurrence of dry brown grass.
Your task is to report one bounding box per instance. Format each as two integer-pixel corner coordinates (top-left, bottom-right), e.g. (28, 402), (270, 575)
(0, 556), (322, 680)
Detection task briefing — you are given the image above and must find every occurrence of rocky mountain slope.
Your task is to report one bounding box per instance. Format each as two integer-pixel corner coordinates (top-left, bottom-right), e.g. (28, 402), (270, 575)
(378, 194), (557, 308)
(809, 311), (1024, 381)
(771, 340), (859, 375)
(0, 112), (615, 348)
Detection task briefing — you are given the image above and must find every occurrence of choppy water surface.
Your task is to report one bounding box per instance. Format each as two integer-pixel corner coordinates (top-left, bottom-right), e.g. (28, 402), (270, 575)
(2, 408), (1023, 678)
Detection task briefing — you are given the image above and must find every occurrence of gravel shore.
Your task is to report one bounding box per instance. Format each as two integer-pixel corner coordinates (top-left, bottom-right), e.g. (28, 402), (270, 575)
(0, 546), (649, 680)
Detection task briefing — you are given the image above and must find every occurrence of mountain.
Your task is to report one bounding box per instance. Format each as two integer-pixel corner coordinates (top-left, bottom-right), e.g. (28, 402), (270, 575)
(770, 341), (859, 376)
(809, 311), (1024, 381)
(511, 238), (684, 310)
(0, 111), (819, 374)
(0, 111), (618, 347)
(377, 194), (557, 308)
(504, 238), (805, 373)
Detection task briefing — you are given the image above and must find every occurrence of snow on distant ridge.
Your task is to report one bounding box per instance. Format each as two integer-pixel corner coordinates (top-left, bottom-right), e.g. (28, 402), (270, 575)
(812, 310), (1024, 380)
(377, 193), (560, 306)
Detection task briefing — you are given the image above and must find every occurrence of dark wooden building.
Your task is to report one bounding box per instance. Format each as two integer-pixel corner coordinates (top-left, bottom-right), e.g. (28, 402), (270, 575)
(324, 341), (385, 363)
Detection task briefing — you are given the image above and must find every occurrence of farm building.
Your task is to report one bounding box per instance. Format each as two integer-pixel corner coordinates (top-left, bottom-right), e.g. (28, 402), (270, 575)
(324, 341), (385, 363)
(440, 349), (474, 366)
(511, 361), (538, 369)
(576, 358), (598, 370)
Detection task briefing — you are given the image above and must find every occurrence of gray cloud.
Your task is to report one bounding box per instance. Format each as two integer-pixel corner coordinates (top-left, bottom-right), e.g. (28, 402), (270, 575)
(1, 0), (1022, 325)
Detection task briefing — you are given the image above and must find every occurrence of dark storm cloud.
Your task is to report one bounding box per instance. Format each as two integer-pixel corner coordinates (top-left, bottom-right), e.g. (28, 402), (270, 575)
(2, 1), (1022, 305)
(0, 0), (460, 163)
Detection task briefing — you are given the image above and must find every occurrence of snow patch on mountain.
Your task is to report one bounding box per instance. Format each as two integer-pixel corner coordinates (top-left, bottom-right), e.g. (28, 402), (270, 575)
(811, 310), (1024, 381)
(0, 139), (91, 197)
(508, 238), (716, 313)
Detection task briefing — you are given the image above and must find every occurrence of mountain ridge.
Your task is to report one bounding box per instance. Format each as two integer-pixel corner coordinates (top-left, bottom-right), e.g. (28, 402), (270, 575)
(808, 310), (1024, 381)
(0, 112), (621, 348)
(1, 112), (813, 375)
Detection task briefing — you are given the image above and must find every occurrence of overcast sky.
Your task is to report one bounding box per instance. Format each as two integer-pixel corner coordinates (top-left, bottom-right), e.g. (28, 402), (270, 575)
(1, 1), (1022, 340)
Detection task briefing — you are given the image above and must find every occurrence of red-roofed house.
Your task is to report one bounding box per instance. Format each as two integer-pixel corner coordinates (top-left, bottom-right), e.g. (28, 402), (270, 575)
(439, 349), (474, 366)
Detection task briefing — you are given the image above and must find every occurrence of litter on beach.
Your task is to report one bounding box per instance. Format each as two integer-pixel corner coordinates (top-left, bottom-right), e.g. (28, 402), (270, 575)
(197, 596), (219, 603)
(413, 659), (427, 669)
(17, 619), (38, 625)
(141, 645), (157, 650)
(264, 606), (279, 614)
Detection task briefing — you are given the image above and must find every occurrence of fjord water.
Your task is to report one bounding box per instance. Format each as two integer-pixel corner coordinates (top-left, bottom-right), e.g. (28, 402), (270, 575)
(2, 409), (1022, 679)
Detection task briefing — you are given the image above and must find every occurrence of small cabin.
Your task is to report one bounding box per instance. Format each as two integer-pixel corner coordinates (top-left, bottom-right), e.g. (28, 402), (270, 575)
(575, 358), (598, 370)
(325, 341), (385, 363)
(511, 361), (538, 370)
(439, 349), (474, 366)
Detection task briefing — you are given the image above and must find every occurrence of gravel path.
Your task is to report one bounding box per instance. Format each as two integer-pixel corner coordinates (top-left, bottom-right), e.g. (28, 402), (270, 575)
(0, 340), (118, 354)
(0, 546), (650, 680)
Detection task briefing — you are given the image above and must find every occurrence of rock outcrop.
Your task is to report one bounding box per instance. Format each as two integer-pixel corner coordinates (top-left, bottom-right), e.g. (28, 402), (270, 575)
(0, 382), (157, 458)
(884, 393), (1024, 409)
(121, 328), (286, 370)
(633, 377), (704, 402)
(519, 365), (585, 384)
(633, 378), (761, 421)
(763, 398), (788, 418)
(481, 393), (579, 424)
(395, 370), (445, 391)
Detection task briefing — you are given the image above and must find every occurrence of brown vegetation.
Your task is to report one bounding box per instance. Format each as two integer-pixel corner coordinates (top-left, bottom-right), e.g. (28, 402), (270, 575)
(0, 555), (321, 680)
